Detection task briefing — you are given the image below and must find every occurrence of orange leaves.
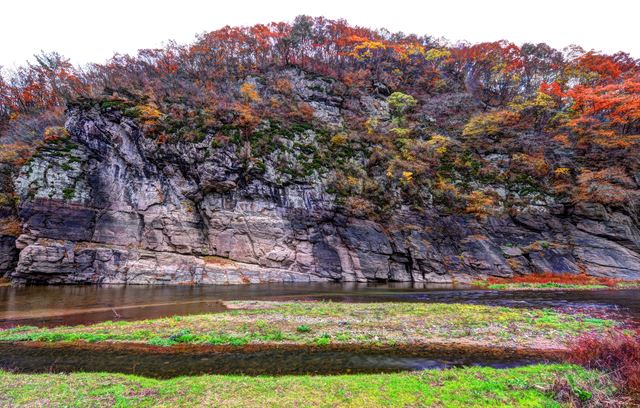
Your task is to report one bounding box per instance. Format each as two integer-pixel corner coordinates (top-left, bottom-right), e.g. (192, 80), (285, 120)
(297, 102), (315, 121)
(568, 75), (640, 127)
(540, 81), (565, 99)
(455, 41), (522, 73)
(573, 51), (637, 83)
(573, 167), (638, 205)
(464, 190), (496, 218)
(273, 78), (293, 95)
(286, 102), (315, 123)
(0, 142), (37, 167)
(574, 167), (637, 206)
(0, 216), (22, 237)
(239, 82), (261, 103)
(233, 103), (260, 131)
(0, 52), (87, 121)
(510, 153), (549, 178)
(249, 24), (278, 50)
(561, 73), (640, 151)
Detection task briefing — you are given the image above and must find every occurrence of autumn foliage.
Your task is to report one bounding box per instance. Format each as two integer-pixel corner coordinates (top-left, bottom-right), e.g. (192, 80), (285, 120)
(484, 272), (623, 287)
(0, 16), (639, 217)
(568, 331), (640, 403)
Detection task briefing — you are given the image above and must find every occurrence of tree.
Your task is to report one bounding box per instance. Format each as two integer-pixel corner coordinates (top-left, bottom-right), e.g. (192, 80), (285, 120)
(387, 91), (416, 116)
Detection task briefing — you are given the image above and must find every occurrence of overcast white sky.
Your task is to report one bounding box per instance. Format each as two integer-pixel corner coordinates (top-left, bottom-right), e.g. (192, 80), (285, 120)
(2, 0), (639, 69)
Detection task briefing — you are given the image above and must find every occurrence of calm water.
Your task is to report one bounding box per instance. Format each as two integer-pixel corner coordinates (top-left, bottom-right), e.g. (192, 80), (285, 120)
(1, 283), (639, 327)
(0, 283), (637, 377)
(0, 343), (547, 378)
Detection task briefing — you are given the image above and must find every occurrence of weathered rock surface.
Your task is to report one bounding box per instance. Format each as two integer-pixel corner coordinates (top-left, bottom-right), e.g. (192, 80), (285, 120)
(0, 164), (19, 277)
(8, 70), (640, 284)
(0, 236), (17, 277)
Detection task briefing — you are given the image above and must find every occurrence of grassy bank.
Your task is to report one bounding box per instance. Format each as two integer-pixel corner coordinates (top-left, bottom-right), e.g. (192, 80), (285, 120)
(483, 283), (611, 290)
(0, 301), (615, 350)
(472, 272), (640, 291)
(0, 364), (613, 407)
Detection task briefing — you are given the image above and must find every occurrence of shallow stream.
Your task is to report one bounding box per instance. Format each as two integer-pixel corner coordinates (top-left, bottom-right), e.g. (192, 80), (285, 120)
(0, 283), (637, 377)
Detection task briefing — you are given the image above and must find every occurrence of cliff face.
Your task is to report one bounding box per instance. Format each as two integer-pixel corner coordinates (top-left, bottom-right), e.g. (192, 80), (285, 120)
(0, 164), (18, 277)
(7, 70), (640, 284)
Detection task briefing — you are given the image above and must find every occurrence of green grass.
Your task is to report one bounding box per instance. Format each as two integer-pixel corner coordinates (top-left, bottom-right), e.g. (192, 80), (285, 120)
(0, 364), (612, 407)
(617, 281), (640, 288)
(0, 302), (616, 350)
(486, 283), (610, 290)
(472, 279), (640, 291)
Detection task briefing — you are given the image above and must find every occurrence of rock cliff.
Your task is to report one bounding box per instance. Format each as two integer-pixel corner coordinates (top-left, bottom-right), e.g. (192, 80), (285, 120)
(6, 70), (640, 284)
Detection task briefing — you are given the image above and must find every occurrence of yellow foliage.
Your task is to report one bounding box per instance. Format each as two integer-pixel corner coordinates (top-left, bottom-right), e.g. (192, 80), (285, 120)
(385, 163), (395, 178)
(387, 92), (417, 116)
(426, 134), (452, 155)
(351, 41), (387, 61)
(269, 97), (281, 109)
(136, 105), (163, 124)
(425, 48), (451, 62)
(235, 103), (259, 129)
(402, 171), (413, 182)
(391, 127), (412, 138)
(345, 196), (375, 218)
(0, 193), (13, 207)
(395, 43), (425, 61)
(554, 167), (571, 177)
(346, 176), (360, 187)
(330, 133), (348, 147)
(462, 111), (518, 139)
(508, 91), (556, 113)
(365, 117), (379, 135)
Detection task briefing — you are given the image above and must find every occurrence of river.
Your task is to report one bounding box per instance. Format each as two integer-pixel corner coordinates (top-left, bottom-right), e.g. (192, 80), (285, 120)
(1, 283), (639, 327)
(1, 283), (637, 377)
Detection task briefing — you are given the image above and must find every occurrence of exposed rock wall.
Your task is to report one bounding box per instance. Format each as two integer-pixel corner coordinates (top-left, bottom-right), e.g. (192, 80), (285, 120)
(0, 236), (17, 277)
(9, 71), (640, 284)
(0, 164), (18, 277)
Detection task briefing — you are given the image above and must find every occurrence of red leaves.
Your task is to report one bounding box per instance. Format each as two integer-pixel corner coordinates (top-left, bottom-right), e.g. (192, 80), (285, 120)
(564, 74), (640, 149)
(568, 331), (640, 401)
(486, 272), (622, 287)
(0, 52), (88, 120)
(576, 51), (624, 80)
(540, 81), (565, 98)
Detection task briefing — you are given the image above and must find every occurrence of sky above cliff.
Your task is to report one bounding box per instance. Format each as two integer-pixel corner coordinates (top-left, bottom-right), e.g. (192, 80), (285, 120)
(2, 0), (639, 68)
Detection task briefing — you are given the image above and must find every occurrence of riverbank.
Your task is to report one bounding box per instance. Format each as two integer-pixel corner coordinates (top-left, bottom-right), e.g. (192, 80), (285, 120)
(0, 364), (613, 407)
(0, 301), (616, 351)
(472, 272), (640, 291)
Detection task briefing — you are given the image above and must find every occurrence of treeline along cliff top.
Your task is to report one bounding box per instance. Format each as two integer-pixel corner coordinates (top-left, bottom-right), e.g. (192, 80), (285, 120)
(1, 16), (640, 284)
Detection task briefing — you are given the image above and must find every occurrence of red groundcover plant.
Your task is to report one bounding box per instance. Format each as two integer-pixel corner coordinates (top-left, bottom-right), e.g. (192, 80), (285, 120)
(568, 330), (640, 401)
(486, 272), (621, 287)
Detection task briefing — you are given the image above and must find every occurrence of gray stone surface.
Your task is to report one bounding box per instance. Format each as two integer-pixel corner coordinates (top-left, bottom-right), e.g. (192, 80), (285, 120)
(8, 70), (640, 284)
(0, 236), (17, 277)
